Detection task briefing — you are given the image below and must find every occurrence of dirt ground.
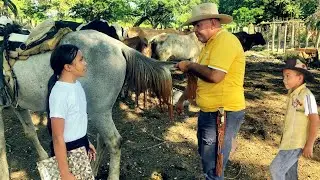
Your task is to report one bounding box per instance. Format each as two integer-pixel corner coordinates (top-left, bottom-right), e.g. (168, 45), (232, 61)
(4, 51), (320, 180)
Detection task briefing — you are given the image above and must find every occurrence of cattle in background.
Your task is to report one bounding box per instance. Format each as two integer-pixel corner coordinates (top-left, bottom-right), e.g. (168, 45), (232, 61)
(287, 48), (320, 68)
(125, 27), (185, 41)
(123, 29), (266, 61)
(150, 32), (203, 61)
(233, 32), (266, 51)
(112, 23), (126, 41)
(122, 27), (190, 58)
(149, 31), (266, 62)
(122, 36), (152, 57)
(55, 19), (120, 40)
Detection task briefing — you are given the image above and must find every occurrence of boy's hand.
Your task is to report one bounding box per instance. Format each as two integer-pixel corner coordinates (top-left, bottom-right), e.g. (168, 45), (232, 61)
(302, 145), (313, 158)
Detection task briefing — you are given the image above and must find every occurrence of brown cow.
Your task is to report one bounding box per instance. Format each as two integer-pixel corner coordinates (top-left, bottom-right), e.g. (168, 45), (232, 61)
(122, 36), (152, 57)
(123, 27), (189, 58)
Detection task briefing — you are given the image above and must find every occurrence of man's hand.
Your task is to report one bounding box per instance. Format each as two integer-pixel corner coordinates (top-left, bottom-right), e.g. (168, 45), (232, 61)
(175, 61), (192, 72)
(176, 99), (184, 115)
(302, 144), (313, 158)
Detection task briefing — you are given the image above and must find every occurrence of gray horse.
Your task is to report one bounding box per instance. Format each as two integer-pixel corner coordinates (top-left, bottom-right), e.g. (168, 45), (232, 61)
(0, 30), (173, 180)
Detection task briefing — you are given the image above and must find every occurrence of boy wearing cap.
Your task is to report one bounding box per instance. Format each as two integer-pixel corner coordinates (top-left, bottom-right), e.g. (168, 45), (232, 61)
(270, 58), (319, 180)
(175, 2), (245, 179)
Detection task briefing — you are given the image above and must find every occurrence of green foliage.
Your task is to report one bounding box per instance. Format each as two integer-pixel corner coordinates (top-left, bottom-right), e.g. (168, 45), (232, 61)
(21, 2), (50, 21)
(232, 7), (263, 26)
(283, 51), (306, 63)
(300, 0), (317, 19)
(131, 0), (175, 28)
(7, 0), (320, 29)
(70, 0), (133, 22)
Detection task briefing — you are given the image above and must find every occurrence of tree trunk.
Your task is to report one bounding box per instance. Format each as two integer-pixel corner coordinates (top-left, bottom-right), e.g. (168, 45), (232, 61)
(133, 2), (165, 27)
(2, 0), (9, 16)
(133, 16), (149, 27)
(152, 23), (159, 29)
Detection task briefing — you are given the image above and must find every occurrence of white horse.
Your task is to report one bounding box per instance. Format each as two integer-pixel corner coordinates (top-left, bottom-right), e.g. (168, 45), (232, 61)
(0, 30), (173, 180)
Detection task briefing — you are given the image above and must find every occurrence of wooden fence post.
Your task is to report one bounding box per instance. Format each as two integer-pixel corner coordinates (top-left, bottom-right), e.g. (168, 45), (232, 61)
(305, 25), (310, 48)
(316, 28), (320, 49)
(277, 24), (281, 52)
(272, 20), (276, 52)
(298, 23), (301, 48)
(283, 21), (288, 52)
(291, 22), (295, 48)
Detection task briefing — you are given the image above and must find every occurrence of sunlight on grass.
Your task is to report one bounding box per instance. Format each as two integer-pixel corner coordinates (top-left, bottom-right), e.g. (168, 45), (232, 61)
(150, 171), (164, 180)
(164, 117), (197, 145)
(31, 112), (47, 127)
(119, 102), (142, 122)
(10, 170), (28, 180)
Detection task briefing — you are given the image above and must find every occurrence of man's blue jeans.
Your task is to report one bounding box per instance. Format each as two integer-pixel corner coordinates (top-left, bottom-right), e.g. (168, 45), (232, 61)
(270, 149), (302, 180)
(197, 110), (245, 180)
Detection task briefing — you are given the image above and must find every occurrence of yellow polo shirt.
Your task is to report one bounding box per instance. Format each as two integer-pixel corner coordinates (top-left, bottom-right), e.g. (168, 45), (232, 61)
(196, 29), (245, 112)
(280, 84), (317, 150)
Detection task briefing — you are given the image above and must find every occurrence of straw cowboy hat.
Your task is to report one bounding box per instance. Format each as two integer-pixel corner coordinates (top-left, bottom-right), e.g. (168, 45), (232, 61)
(183, 3), (233, 26)
(283, 59), (314, 82)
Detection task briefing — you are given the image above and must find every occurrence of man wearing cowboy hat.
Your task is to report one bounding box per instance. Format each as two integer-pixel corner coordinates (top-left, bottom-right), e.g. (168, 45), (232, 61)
(175, 3), (245, 179)
(270, 58), (319, 179)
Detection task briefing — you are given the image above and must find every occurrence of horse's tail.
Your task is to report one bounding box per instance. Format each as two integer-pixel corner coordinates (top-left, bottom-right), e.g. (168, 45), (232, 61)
(121, 47), (173, 119)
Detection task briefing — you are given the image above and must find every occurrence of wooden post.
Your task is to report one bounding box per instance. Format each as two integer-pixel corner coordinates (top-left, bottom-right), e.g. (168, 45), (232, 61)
(291, 22), (295, 48)
(313, 29), (318, 47)
(306, 25), (310, 48)
(316, 28), (320, 49)
(277, 24), (281, 52)
(283, 21), (288, 52)
(272, 20), (276, 52)
(298, 23), (301, 48)
(267, 25), (270, 51)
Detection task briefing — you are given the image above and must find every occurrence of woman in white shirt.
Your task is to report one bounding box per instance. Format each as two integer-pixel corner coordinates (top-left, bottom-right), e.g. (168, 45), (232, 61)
(46, 44), (96, 180)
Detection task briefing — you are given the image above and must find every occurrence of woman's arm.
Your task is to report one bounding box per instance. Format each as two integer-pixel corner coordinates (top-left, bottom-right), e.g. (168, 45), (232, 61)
(51, 117), (75, 180)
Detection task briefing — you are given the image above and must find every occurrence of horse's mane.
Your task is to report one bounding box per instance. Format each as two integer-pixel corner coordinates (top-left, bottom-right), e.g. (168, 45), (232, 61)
(122, 47), (173, 119)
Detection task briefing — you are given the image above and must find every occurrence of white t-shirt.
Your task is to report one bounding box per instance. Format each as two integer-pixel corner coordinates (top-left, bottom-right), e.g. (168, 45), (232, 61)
(49, 80), (88, 142)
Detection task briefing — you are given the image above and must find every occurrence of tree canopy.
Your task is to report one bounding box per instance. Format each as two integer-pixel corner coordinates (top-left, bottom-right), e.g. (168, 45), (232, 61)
(3, 0), (317, 28)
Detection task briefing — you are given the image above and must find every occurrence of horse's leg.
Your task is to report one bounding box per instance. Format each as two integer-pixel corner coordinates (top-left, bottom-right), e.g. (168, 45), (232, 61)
(12, 108), (48, 160)
(91, 111), (122, 180)
(0, 107), (9, 180)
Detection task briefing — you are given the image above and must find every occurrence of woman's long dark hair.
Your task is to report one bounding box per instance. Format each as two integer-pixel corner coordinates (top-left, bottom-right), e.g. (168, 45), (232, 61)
(46, 44), (79, 135)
